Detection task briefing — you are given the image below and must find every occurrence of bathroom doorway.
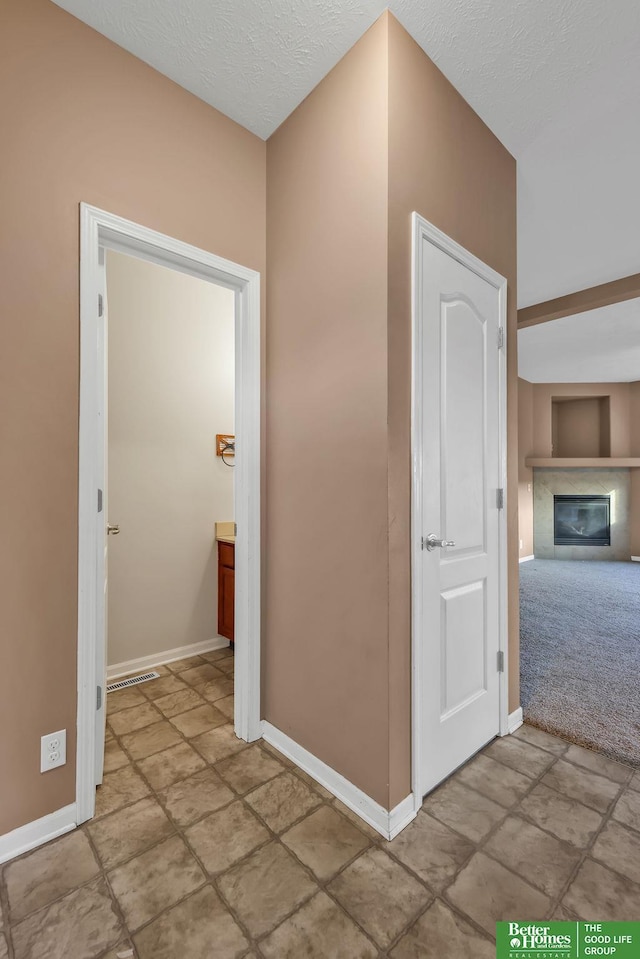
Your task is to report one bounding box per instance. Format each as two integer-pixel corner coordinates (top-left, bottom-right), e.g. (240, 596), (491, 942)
(76, 205), (262, 823)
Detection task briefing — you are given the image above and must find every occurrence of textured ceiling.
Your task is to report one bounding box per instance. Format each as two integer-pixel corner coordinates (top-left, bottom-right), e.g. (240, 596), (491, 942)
(50, 0), (640, 149)
(518, 300), (640, 384)
(51, 0), (640, 305)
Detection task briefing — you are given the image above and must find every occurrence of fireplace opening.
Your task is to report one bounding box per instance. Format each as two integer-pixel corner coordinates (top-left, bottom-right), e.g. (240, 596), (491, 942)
(553, 495), (611, 546)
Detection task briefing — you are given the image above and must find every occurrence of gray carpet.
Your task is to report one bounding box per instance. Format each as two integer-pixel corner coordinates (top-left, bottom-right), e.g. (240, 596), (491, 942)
(520, 559), (640, 768)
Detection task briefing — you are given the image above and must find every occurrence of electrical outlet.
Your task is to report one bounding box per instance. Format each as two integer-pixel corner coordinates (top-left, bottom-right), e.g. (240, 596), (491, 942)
(519, 539), (523, 550)
(41, 729), (66, 772)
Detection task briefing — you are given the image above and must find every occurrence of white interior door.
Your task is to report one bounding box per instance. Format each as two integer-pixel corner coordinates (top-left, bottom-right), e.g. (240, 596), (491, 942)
(95, 248), (108, 785)
(414, 216), (506, 799)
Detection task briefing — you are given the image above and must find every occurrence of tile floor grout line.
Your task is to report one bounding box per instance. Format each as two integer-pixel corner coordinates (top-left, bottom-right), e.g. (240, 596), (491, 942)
(92, 659), (239, 953)
(104, 663), (364, 955)
(3, 833), (109, 933)
(1, 684), (496, 936)
(1, 657), (337, 956)
(456, 739), (635, 857)
(384, 819), (505, 946)
(481, 746), (621, 920)
(468, 736), (636, 920)
(0, 769), (530, 943)
(3, 707), (490, 950)
(244, 829), (395, 955)
(437, 768), (556, 931)
(486, 732), (635, 789)
(502, 727), (635, 783)
(0, 862), (14, 959)
(161, 721), (396, 955)
(536, 760), (631, 809)
(83, 826), (138, 955)
(5, 670), (638, 959)
(194, 773), (386, 953)
(6, 848), (126, 958)
(228, 763), (486, 957)
(101, 656), (264, 955)
(102, 744), (256, 949)
(248, 811), (383, 948)
(542, 772), (634, 918)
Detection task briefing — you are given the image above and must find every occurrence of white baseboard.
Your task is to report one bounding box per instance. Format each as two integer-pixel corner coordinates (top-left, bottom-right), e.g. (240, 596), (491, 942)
(107, 636), (229, 680)
(261, 721), (417, 841)
(389, 794), (418, 839)
(519, 555), (535, 564)
(0, 803), (77, 866)
(508, 707), (524, 733)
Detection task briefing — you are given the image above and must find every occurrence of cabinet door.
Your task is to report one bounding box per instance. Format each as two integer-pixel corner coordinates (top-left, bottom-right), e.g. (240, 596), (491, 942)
(218, 563), (235, 642)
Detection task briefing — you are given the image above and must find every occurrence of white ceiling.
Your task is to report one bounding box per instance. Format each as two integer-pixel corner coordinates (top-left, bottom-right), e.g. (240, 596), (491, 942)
(518, 299), (640, 384)
(51, 0), (640, 307)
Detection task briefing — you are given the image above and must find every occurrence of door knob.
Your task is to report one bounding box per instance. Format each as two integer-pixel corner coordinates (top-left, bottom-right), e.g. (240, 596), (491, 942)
(107, 524), (120, 535)
(424, 534), (455, 551)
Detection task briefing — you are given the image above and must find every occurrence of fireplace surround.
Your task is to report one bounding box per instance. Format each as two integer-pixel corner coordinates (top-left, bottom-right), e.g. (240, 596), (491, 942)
(533, 468), (630, 560)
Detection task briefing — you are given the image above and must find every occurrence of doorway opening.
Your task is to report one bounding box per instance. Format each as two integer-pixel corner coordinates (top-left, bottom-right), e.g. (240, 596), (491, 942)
(76, 205), (261, 823)
(517, 298), (640, 767)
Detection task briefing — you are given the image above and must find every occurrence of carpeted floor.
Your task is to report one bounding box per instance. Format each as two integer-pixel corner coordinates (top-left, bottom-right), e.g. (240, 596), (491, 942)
(520, 558), (640, 768)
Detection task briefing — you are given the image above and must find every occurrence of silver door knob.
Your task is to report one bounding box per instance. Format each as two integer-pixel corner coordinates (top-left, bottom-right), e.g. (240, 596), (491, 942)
(425, 534), (455, 551)
(107, 524), (120, 535)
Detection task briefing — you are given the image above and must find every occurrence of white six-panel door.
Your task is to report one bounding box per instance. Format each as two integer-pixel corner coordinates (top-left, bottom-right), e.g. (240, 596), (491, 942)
(412, 214), (507, 800)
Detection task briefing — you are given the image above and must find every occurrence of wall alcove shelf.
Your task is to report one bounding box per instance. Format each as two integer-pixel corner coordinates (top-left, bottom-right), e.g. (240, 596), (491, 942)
(526, 458), (640, 468)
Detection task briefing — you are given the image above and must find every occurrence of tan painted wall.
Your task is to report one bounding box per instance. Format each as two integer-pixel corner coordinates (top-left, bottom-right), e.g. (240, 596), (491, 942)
(106, 251), (234, 668)
(518, 379), (535, 558)
(600, 398), (612, 459)
(629, 382), (640, 555)
(1, 0), (518, 831)
(630, 383), (640, 456)
(531, 383), (631, 458)
(555, 398), (604, 458)
(0, 0), (265, 835)
(266, 12), (518, 810)
(631, 472), (640, 557)
(387, 14), (519, 797)
(265, 15), (391, 806)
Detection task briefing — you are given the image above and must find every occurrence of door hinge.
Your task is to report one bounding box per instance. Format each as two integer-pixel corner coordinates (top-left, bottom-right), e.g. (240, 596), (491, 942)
(97, 685), (103, 710)
(98, 294), (104, 317)
(234, 522), (237, 536)
(497, 651), (504, 673)
(497, 326), (504, 349)
(97, 488), (103, 513)
(496, 488), (504, 510)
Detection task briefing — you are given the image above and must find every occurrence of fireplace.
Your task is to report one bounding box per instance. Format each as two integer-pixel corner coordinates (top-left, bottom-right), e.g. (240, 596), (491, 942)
(554, 495), (611, 547)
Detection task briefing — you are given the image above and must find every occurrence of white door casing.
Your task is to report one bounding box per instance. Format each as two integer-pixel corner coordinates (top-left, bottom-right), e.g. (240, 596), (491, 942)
(411, 214), (508, 803)
(77, 204), (261, 824)
(95, 249), (108, 785)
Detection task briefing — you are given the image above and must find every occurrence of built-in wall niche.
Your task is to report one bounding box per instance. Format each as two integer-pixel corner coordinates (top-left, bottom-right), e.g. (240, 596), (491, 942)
(551, 396), (611, 458)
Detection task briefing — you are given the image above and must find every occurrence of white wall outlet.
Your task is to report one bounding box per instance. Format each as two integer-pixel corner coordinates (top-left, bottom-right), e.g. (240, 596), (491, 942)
(519, 539), (523, 550)
(40, 729), (66, 772)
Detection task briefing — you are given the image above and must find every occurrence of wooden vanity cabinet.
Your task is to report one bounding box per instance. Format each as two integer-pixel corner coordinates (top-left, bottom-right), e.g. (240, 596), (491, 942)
(217, 541), (235, 645)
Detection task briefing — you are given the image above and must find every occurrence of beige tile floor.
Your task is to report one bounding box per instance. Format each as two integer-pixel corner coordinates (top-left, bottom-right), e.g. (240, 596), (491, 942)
(1, 647), (639, 958)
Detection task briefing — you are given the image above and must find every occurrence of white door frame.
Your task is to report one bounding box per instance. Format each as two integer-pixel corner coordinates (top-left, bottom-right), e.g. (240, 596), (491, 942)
(410, 212), (509, 813)
(76, 204), (262, 823)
